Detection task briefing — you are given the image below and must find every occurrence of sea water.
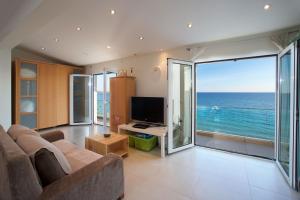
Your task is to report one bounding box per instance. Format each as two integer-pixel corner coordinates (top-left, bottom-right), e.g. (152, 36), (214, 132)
(97, 92), (275, 140)
(196, 92), (275, 140)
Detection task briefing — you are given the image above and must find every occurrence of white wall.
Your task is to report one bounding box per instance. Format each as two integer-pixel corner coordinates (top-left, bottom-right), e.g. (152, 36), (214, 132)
(12, 46), (67, 63)
(0, 48), (12, 130)
(86, 35), (280, 124)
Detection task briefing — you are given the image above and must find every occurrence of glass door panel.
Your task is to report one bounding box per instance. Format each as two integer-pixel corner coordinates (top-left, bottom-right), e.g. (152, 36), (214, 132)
(70, 75), (92, 125)
(105, 72), (117, 126)
(277, 43), (295, 187)
(168, 59), (194, 153)
(19, 62), (37, 129)
(20, 62), (37, 78)
(278, 50), (292, 175)
(93, 72), (116, 126)
(94, 74), (104, 125)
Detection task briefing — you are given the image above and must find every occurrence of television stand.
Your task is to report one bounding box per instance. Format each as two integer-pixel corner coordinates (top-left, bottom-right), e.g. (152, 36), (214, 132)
(132, 123), (150, 129)
(118, 123), (167, 158)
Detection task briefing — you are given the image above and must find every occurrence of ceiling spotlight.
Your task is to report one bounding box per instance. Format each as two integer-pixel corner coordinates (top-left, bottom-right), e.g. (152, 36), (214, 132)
(110, 9), (116, 15)
(106, 45), (111, 49)
(41, 47), (46, 51)
(188, 23), (192, 28)
(139, 36), (144, 40)
(55, 38), (59, 42)
(264, 4), (271, 10)
(76, 26), (81, 31)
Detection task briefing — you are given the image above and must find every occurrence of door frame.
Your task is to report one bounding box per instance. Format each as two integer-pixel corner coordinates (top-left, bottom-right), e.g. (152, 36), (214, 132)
(167, 58), (195, 154)
(69, 74), (93, 125)
(276, 42), (296, 188)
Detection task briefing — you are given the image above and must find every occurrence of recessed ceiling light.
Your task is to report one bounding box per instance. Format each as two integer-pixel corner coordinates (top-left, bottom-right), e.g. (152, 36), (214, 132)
(188, 23), (192, 28)
(110, 9), (116, 15)
(41, 47), (46, 51)
(76, 26), (81, 31)
(264, 4), (271, 10)
(139, 36), (144, 40)
(106, 45), (111, 49)
(55, 38), (59, 42)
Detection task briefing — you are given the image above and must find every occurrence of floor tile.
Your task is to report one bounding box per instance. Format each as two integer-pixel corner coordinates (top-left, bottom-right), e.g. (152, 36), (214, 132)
(39, 125), (300, 200)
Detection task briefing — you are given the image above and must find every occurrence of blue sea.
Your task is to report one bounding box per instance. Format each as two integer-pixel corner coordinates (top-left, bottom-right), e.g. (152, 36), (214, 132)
(97, 92), (275, 140)
(196, 92), (275, 140)
(97, 92), (110, 117)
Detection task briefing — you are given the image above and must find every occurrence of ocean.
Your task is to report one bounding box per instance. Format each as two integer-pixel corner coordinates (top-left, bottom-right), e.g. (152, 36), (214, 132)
(97, 92), (110, 117)
(196, 92), (275, 140)
(97, 92), (275, 140)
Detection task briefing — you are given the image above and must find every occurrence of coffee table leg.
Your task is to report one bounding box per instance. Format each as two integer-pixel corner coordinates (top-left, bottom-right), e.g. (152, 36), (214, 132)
(161, 136), (165, 158)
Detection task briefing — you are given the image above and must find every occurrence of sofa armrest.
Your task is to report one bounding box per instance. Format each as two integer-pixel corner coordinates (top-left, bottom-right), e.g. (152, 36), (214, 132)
(39, 153), (124, 200)
(40, 130), (64, 143)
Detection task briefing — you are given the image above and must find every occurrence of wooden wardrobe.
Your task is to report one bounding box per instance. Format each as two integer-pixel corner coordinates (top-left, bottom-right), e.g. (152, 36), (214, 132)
(110, 77), (136, 132)
(13, 58), (81, 129)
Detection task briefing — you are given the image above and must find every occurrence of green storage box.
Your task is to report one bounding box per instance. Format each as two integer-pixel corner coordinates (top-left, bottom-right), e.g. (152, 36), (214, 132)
(129, 135), (135, 147)
(134, 135), (158, 152)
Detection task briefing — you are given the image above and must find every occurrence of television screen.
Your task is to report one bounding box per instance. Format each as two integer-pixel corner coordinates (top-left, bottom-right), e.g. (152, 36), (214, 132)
(131, 97), (164, 124)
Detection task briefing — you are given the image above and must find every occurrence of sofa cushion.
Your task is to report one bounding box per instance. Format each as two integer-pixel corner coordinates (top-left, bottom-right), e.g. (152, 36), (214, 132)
(34, 148), (66, 187)
(16, 134), (71, 174)
(7, 124), (40, 141)
(0, 125), (42, 200)
(53, 140), (102, 173)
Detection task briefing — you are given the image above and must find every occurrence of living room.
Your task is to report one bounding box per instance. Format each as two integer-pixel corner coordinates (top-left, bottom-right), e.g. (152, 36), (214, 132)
(1, 0), (300, 200)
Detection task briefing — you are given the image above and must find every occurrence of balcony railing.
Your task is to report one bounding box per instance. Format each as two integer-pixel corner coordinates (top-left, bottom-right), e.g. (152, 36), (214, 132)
(196, 106), (275, 141)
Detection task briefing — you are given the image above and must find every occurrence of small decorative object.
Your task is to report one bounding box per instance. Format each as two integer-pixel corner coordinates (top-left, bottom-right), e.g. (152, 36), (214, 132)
(104, 133), (111, 138)
(20, 68), (36, 78)
(129, 67), (135, 77)
(118, 70), (122, 77)
(20, 99), (35, 112)
(114, 116), (121, 128)
(118, 69), (128, 77)
(123, 70), (126, 76)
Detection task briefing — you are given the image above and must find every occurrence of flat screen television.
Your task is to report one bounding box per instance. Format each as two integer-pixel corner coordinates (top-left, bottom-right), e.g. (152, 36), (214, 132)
(131, 97), (164, 124)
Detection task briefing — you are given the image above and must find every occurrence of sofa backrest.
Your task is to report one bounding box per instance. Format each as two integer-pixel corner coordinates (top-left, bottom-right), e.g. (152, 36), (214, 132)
(0, 125), (42, 200)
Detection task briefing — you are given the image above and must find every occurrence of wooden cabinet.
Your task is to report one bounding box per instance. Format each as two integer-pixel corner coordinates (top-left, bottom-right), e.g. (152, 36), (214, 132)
(38, 63), (57, 129)
(13, 59), (79, 129)
(110, 77), (136, 132)
(55, 65), (74, 125)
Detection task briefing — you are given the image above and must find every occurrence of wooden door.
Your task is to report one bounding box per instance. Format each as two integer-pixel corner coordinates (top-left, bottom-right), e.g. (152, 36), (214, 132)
(38, 63), (57, 129)
(55, 65), (74, 125)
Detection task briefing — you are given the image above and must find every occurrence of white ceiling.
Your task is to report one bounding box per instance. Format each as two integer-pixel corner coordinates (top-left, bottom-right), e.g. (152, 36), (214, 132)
(0, 0), (42, 46)
(17, 0), (300, 66)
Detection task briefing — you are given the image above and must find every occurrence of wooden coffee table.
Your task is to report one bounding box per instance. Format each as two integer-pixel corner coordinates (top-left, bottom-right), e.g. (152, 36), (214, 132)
(85, 133), (129, 157)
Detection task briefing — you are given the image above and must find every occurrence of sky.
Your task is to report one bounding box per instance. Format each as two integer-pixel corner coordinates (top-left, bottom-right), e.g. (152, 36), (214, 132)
(196, 56), (276, 92)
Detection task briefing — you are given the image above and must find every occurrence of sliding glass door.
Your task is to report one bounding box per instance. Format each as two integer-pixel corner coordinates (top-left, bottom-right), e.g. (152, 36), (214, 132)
(70, 75), (92, 125)
(93, 72), (116, 126)
(277, 43), (296, 187)
(168, 59), (194, 154)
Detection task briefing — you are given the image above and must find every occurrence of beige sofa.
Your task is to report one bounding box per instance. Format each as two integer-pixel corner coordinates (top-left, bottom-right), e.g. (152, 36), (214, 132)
(0, 125), (124, 200)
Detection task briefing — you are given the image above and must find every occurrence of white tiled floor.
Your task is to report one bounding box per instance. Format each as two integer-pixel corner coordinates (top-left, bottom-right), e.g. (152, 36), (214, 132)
(39, 125), (300, 200)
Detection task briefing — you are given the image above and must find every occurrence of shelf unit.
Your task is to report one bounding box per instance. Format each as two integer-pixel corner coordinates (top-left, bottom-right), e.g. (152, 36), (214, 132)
(14, 59), (38, 129)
